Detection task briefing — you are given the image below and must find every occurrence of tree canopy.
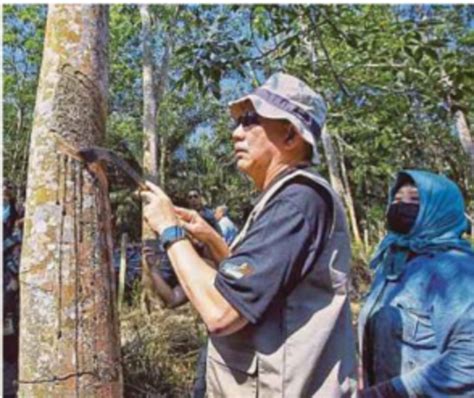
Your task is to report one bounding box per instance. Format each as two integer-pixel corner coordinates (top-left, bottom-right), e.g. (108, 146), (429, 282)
(3, 4), (473, 245)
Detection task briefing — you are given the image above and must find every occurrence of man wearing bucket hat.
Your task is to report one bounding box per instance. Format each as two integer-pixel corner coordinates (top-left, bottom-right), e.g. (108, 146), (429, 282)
(141, 72), (357, 397)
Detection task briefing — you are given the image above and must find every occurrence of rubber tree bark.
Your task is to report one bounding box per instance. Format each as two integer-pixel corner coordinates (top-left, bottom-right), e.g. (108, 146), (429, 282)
(18, 5), (122, 397)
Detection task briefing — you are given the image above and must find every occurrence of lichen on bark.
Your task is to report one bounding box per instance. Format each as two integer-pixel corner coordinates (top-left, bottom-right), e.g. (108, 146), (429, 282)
(19, 5), (122, 397)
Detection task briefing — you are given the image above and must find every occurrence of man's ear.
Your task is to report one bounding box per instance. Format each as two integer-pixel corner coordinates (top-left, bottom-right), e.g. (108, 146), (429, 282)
(284, 127), (298, 147)
(285, 126), (296, 144)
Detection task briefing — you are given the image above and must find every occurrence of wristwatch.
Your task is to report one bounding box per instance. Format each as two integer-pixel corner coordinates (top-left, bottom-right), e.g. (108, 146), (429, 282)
(161, 225), (187, 250)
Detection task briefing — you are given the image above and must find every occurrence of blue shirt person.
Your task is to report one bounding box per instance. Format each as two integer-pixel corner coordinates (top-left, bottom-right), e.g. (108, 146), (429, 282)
(214, 205), (238, 245)
(358, 170), (474, 397)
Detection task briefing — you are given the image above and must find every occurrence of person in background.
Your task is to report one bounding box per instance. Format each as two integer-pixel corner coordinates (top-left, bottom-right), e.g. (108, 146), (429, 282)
(214, 205), (238, 245)
(358, 170), (474, 397)
(187, 189), (222, 236)
(3, 181), (22, 398)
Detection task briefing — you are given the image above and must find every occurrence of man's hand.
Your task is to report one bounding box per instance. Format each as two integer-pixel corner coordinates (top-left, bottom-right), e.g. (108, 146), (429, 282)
(174, 206), (215, 244)
(140, 182), (179, 235)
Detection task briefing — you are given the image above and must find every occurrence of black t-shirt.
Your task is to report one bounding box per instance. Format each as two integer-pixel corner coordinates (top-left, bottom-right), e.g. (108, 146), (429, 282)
(214, 171), (333, 324)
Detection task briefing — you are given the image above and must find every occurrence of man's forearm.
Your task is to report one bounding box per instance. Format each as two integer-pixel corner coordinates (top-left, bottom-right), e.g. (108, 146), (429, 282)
(150, 271), (187, 308)
(203, 227), (230, 264)
(166, 238), (245, 334)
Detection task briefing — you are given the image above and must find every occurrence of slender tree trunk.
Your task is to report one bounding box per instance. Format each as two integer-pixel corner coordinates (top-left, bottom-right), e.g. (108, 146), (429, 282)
(442, 70), (474, 176)
(335, 135), (363, 245)
(321, 125), (345, 199)
(159, 135), (167, 189)
(139, 4), (161, 312)
(454, 109), (474, 177)
(18, 5), (122, 397)
(299, 17), (363, 245)
(155, 11), (175, 191)
(453, 110), (474, 236)
(443, 70), (474, 235)
(140, 5), (158, 184)
(9, 105), (24, 187)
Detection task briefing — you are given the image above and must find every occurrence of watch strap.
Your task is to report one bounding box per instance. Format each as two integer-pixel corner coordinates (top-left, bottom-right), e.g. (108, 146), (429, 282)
(161, 225), (186, 250)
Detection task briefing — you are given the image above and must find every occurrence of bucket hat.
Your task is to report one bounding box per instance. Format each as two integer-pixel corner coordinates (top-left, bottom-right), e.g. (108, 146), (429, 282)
(229, 72), (327, 164)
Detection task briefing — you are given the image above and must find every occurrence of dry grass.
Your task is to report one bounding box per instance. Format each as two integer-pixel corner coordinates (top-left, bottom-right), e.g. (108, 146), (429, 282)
(120, 303), (207, 397)
(119, 247), (373, 396)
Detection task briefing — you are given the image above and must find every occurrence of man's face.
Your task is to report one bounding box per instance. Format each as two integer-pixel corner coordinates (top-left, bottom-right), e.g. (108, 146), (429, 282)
(187, 190), (202, 210)
(3, 186), (13, 202)
(231, 104), (288, 180)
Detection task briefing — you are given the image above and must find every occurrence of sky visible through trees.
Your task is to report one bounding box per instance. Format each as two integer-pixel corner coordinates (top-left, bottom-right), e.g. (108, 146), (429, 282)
(3, 4), (473, 245)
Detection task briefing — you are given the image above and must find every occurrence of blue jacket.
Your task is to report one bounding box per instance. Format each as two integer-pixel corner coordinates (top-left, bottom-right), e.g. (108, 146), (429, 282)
(358, 170), (474, 397)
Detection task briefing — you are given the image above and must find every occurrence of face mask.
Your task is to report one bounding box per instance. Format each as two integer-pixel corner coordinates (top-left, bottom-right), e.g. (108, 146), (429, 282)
(386, 202), (419, 234)
(3, 204), (11, 223)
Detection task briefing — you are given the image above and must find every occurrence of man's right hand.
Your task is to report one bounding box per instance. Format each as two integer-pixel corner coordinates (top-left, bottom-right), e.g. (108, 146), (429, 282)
(174, 206), (215, 244)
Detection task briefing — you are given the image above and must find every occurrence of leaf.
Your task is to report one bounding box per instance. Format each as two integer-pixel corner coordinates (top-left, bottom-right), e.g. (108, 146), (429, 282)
(424, 47), (439, 61)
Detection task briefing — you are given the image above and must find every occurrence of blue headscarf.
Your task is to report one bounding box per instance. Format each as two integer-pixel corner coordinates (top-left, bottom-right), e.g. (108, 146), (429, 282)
(370, 170), (473, 278)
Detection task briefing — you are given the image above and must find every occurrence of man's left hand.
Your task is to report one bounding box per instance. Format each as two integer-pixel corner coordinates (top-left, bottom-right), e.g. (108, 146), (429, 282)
(140, 181), (179, 235)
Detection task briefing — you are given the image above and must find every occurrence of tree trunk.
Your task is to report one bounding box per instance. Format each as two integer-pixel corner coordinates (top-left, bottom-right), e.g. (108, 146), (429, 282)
(454, 109), (474, 177)
(442, 70), (474, 175)
(140, 5), (158, 184)
(18, 5), (122, 397)
(335, 135), (363, 245)
(159, 135), (167, 189)
(321, 125), (345, 199)
(155, 11), (175, 191)
(139, 4), (161, 312)
(299, 18), (363, 245)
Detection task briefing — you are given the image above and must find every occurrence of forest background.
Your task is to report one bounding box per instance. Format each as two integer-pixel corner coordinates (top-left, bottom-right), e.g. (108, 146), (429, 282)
(3, 4), (474, 396)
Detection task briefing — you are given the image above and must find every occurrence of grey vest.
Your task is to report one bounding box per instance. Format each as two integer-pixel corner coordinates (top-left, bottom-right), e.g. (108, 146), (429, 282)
(207, 169), (357, 397)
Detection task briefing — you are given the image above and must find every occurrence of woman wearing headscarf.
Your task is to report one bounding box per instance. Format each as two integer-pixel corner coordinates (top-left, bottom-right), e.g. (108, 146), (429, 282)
(358, 170), (474, 397)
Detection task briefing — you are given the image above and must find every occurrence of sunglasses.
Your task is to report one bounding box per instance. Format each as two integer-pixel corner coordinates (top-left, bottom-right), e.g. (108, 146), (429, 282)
(236, 111), (261, 127)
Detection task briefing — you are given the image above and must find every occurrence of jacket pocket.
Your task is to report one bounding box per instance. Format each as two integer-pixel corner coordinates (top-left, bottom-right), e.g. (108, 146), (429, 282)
(394, 299), (436, 348)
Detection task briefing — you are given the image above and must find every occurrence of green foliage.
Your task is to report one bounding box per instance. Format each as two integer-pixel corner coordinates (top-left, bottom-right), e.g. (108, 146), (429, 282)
(3, 5), (47, 198)
(3, 4), (472, 244)
(4, 5), (473, 393)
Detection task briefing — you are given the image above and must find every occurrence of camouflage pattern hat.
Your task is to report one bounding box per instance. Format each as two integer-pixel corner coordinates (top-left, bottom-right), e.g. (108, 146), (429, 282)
(229, 72), (327, 164)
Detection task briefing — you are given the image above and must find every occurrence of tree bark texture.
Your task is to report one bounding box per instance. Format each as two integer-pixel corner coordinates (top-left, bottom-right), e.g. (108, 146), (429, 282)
(321, 125), (345, 200)
(335, 135), (363, 245)
(140, 4), (158, 184)
(18, 5), (123, 397)
(139, 5), (162, 312)
(156, 16), (175, 191)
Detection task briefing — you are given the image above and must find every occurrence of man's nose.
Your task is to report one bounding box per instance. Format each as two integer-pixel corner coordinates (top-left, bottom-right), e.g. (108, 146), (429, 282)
(232, 125), (245, 142)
